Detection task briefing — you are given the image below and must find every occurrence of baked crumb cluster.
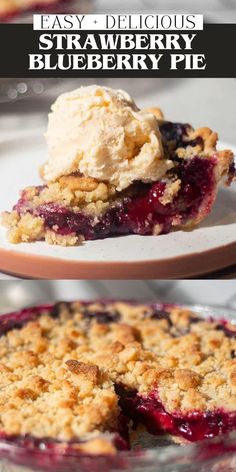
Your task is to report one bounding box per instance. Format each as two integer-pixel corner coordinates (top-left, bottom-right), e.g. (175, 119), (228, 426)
(2, 176), (115, 245)
(1, 113), (235, 246)
(0, 307), (120, 452)
(1, 301), (236, 452)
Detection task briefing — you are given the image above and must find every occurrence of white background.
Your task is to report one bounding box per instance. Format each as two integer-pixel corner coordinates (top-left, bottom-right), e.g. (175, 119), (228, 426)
(94, 0), (236, 23)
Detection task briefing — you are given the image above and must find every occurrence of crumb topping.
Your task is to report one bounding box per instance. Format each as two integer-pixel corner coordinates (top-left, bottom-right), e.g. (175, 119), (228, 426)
(0, 309), (119, 441)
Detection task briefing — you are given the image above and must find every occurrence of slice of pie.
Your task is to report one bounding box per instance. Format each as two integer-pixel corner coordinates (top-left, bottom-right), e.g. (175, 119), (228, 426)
(0, 300), (236, 468)
(2, 86), (235, 246)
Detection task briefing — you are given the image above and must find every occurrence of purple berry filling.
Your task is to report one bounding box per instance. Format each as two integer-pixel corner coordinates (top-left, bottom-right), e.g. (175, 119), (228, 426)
(159, 121), (203, 151)
(12, 120), (218, 241)
(159, 121), (191, 147)
(83, 309), (121, 324)
(215, 322), (236, 338)
(118, 389), (236, 443)
(14, 156), (216, 240)
(0, 304), (52, 337)
(227, 159), (236, 185)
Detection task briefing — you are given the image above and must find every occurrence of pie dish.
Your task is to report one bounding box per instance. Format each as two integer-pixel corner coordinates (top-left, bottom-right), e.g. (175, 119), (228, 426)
(1, 86), (235, 246)
(1, 299), (236, 470)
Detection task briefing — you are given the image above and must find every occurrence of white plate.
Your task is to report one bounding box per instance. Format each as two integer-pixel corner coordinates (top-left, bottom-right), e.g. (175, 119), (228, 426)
(0, 132), (235, 279)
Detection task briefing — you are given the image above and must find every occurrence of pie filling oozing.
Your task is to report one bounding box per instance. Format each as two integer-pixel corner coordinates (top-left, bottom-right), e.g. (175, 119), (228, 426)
(2, 119), (235, 245)
(118, 388), (236, 443)
(1, 301), (236, 459)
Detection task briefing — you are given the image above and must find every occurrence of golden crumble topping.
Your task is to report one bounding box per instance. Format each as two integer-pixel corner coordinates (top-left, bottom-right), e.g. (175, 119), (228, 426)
(0, 310), (119, 442)
(1, 300), (236, 451)
(1, 211), (45, 244)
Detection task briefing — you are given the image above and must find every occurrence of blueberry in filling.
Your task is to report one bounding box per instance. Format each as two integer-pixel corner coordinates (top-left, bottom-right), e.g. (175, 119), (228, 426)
(14, 155), (216, 240)
(83, 309), (121, 324)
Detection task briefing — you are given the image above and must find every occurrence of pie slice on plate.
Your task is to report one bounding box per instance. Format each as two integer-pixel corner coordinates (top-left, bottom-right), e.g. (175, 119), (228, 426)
(1, 86), (235, 246)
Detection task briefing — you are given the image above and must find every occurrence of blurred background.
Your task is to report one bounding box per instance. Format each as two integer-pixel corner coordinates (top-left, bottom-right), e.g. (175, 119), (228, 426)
(1, 77), (236, 146)
(0, 280), (235, 314)
(95, 0), (236, 22)
(1, 0), (236, 121)
(1, 0), (236, 140)
(1, 0), (236, 23)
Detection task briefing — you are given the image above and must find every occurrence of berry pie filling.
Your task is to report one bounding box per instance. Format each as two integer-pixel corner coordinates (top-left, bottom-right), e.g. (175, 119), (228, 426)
(1, 85), (235, 246)
(0, 300), (236, 463)
(119, 388), (236, 443)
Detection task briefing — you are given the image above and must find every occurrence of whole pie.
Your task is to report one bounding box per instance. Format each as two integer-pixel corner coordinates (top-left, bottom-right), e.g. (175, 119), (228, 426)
(1, 85), (235, 245)
(1, 299), (236, 466)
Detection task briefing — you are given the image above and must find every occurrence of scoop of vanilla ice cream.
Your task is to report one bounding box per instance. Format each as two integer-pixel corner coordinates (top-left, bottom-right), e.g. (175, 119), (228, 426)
(43, 85), (172, 191)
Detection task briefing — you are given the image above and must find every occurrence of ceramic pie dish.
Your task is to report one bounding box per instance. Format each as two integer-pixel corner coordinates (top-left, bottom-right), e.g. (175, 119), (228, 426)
(0, 301), (236, 471)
